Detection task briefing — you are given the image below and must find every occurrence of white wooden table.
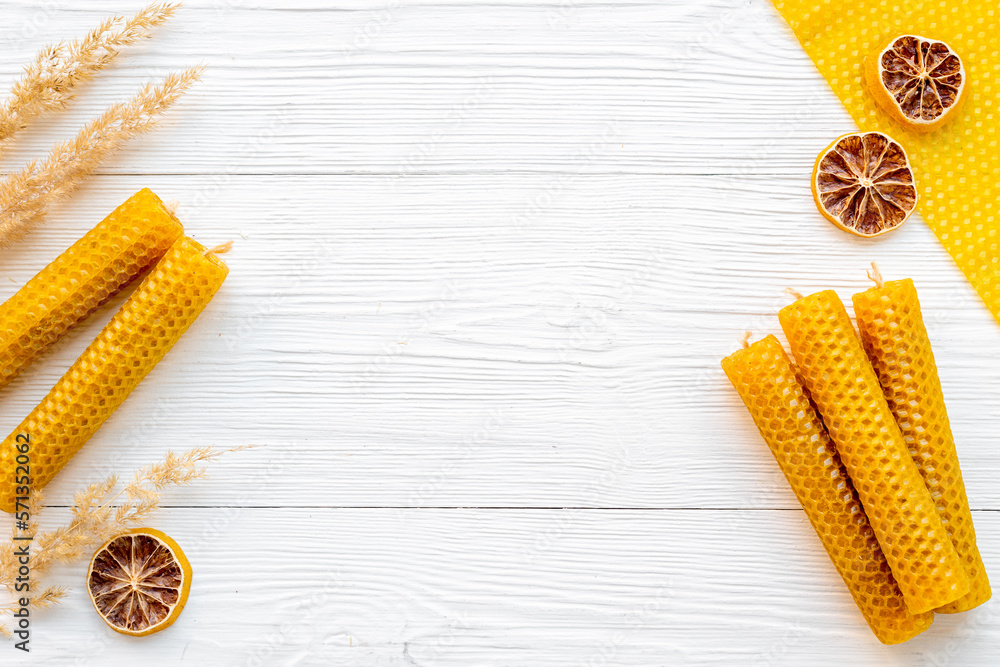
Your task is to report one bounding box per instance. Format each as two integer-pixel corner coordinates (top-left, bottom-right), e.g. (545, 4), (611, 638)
(2, 1), (999, 664)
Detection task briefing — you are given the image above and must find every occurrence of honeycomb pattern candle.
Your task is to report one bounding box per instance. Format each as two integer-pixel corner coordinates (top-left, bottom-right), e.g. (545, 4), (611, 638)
(722, 334), (933, 644)
(0, 237), (228, 513)
(0, 189), (183, 391)
(853, 273), (991, 613)
(779, 290), (969, 614)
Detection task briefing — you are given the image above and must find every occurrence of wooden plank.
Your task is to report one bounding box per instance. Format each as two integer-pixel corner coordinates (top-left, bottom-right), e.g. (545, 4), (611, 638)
(19, 508), (1000, 665)
(0, 175), (996, 512)
(0, 0), (857, 175)
(0, 0), (997, 662)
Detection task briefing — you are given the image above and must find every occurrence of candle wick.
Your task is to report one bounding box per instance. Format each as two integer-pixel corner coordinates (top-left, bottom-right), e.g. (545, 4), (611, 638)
(785, 287), (805, 300)
(867, 261), (884, 288)
(205, 240), (233, 256)
(740, 331), (752, 349)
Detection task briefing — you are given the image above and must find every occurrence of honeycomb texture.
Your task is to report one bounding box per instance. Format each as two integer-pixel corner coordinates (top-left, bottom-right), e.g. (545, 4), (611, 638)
(0, 188), (183, 390)
(854, 279), (991, 613)
(722, 335), (933, 644)
(770, 0), (1000, 325)
(778, 291), (968, 614)
(0, 237), (228, 513)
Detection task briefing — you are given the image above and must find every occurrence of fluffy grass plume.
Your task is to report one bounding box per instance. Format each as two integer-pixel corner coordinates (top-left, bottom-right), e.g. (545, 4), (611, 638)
(0, 446), (246, 636)
(0, 66), (203, 247)
(0, 3), (179, 145)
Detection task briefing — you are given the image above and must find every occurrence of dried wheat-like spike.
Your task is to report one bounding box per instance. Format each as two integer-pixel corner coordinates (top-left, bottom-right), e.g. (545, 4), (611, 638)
(0, 3), (178, 145)
(0, 446), (243, 639)
(0, 66), (202, 247)
(0, 236), (227, 512)
(14, 448), (240, 583)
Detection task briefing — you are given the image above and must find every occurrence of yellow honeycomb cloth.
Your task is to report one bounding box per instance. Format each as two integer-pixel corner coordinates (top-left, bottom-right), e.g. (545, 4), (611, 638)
(0, 237), (228, 513)
(771, 0), (1000, 323)
(854, 279), (991, 612)
(723, 335), (933, 644)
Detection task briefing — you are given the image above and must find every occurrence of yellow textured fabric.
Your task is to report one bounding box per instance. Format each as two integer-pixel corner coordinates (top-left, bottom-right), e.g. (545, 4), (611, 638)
(0, 237), (228, 513)
(779, 291), (968, 614)
(771, 0), (1000, 323)
(0, 189), (183, 391)
(723, 335), (933, 644)
(854, 279), (991, 613)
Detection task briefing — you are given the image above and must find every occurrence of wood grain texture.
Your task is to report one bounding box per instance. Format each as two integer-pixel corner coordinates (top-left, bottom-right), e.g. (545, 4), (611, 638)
(24, 509), (1000, 665)
(0, 0), (854, 176)
(0, 0), (997, 664)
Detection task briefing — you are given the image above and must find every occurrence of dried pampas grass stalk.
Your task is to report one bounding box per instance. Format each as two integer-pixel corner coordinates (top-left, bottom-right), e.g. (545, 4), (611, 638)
(0, 587), (67, 639)
(0, 445), (246, 637)
(0, 66), (203, 247)
(0, 3), (179, 146)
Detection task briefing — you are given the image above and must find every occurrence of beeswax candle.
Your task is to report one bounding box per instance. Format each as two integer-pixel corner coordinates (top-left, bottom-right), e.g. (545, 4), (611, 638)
(779, 291), (968, 614)
(723, 335), (932, 644)
(854, 278), (991, 613)
(0, 189), (183, 390)
(0, 237), (228, 512)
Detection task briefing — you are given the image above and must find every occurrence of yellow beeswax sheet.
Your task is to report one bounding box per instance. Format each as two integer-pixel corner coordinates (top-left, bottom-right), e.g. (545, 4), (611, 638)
(770, 0), (1000, 323)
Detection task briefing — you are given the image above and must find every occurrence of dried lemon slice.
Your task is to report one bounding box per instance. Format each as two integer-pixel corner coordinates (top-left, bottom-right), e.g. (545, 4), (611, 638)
(865, 35), (967, 132)
(87, 528), (192, 637)
(811, 132), (917, 237)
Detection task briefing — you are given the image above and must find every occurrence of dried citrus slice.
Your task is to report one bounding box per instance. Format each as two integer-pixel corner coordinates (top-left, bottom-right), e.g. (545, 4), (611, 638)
(811, 132), (917, 237)
(865, 35), (967, 132)
(87, 528), (192, 637)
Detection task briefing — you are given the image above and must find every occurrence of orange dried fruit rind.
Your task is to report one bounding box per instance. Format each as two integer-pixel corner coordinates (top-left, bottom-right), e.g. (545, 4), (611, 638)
(811, 131), (917, 238)
(87, 528), (192, 637)
(864, 34), (968, 133)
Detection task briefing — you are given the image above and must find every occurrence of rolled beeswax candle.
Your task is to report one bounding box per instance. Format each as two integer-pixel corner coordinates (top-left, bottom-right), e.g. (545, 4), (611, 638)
(0, 237), (228, 513)
(854, 278), (991, 613)
(779, 291), (968, 614)
(0, 188), (183, 390)
(723, 335), (932, 644)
